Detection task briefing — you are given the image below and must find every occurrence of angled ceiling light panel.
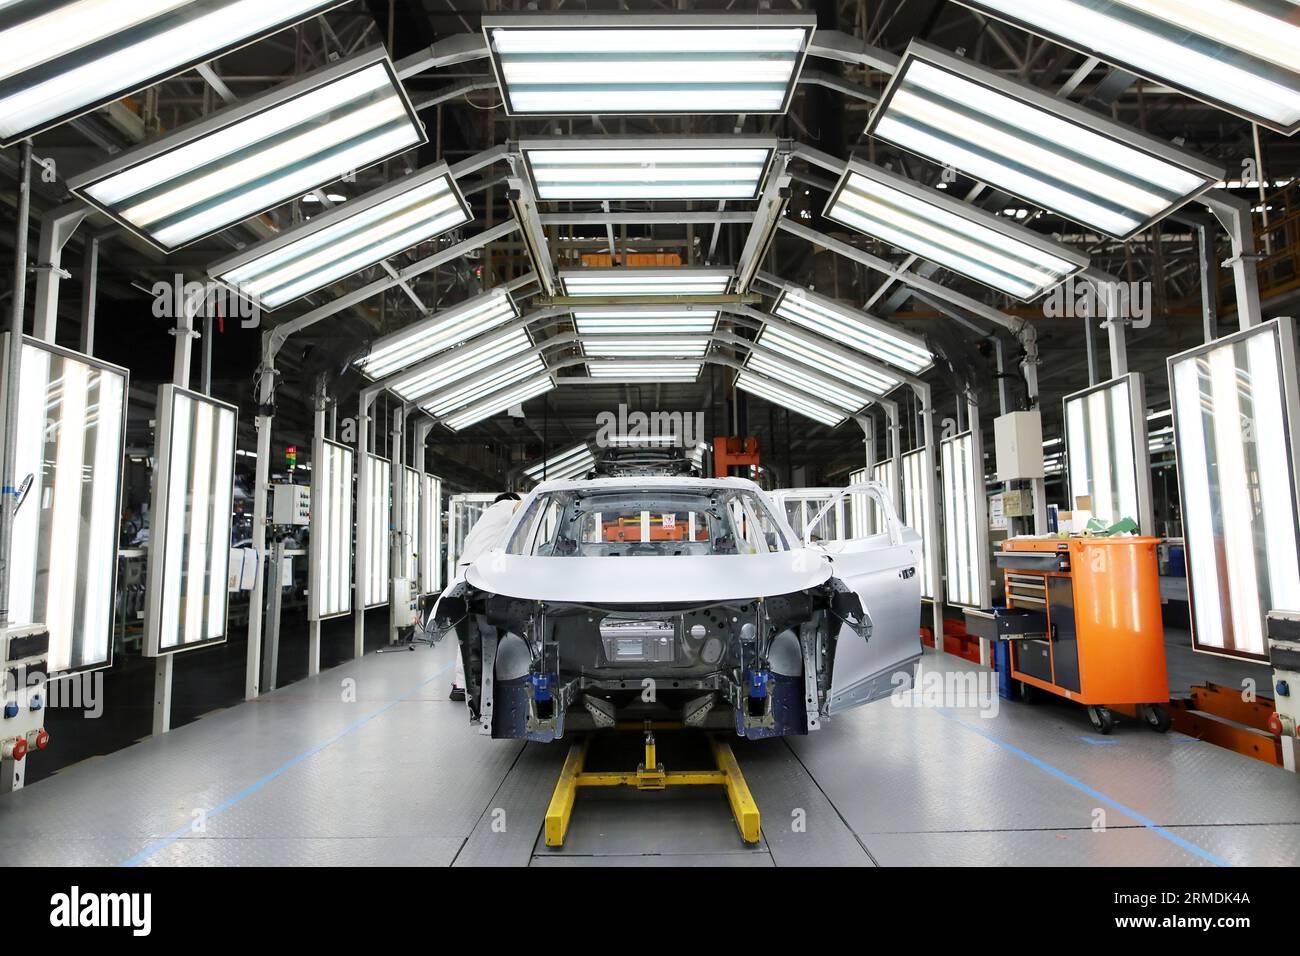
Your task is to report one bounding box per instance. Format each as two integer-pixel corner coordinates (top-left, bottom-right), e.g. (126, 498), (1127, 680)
(575, 311), (718, 335)
(757, 324), (900, 395)
(441, 373), (555, 431)
(389, 328), (542, 402)
(867, 42), (1225, 239)
(483, 13), (815, 115)
(0, 0), (349, 147)
(744, 351), (870, 412)
(735, 373), (847, 428)
(773, 285), (933, 374)
(522, 139), (775, 201)
(422, 353), (546, 418)
(524, 444), (595, 483)
(354, 288), (518, 380)
(209, 163), (470, 311)
(561, 268), (734, 297)
(951, 1), (1300, 135)
(586, 361), (702, 382)
(583, 337), (710, 358)
(67, 48), (425, 252)
(825, 159), (1089, 299)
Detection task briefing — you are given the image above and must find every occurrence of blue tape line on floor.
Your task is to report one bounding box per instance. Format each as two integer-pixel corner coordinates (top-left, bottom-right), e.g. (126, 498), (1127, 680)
(935, 708), (1229, 866)
(119, 661), (453, 867)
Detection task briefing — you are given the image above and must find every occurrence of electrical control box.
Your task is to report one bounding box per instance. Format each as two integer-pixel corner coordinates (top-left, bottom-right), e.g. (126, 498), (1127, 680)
(2, 624), (51, 774)
(994, 411), (1045, 481)
(1266, 611), (1300, 772)
(272, 483), (311, 526)
(392, 578), (417, 627)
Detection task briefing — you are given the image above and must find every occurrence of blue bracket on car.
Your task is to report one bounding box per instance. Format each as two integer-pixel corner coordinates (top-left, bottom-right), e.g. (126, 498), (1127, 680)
(530, 672), (555, 702)
(745, 669), (770, 699)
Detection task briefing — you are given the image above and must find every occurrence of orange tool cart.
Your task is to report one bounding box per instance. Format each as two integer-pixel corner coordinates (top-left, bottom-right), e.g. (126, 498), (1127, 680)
(984, 537), (1170, 735)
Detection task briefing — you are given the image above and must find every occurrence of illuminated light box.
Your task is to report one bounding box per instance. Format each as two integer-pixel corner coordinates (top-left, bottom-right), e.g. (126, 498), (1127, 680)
(561, 268), (733, 297)
(583, 337), (710, 358)
(0, 0), (348, 147)
(3, 336), (127, 673)
(773, 285), (933, 374)
(144, 386), (238, 655)
(867, 42), (1224, 240)
(363, 454), (391, 608)
(420, 473), (443, 595)
(483, 13), (814, 115)
(210, 163), (470, 311)
(355, 288), (519, 380)
(522, 139), (775, 201)
(67, 48), (425, 252)
(940, 431), (989, 608)
(757, 322), (900, 395)
(402, 466), (421, 584)
(1064, 373), (1153, 532)
(440, 373), (555, 431)
(390, 328), (543, 403)
(825, 159), (1088, 299)
(1169, 318), (1300, 662)
(309, 438), (353, 620)
(586, 361), (702, 383)
(745, 350), (870, 413)
(950, 0), (1300, 135)
(524, 444), (595, 483)
(901, 447), (935, 600)
(735, 373), (846, 428)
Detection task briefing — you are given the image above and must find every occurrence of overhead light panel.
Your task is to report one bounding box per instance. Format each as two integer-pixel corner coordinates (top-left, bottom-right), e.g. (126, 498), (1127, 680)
(210, 163), (470, 311)
(587, 361), (702, 382)
(391, 328), (542, 403)
(355, 289), (519, 380)
(757, 323), (900, 395)
(524, 444), (595, 483)
(868, 42), (1224, 240)
(441, 374), (555, 431)
(523, 139), (774, 201)
(774, 285), (932, 374)
(735, 373), (847, 428)
(950, 1), (1300, 135)
(825, 159), (1088, 299)
(575, 311), (718, 335)
(745, 351), (870, 412)
(68, 48), (424, 252)
(422, 353), (547, 418)
(561, 268), (733, 296)
(483, 13), (814, 115)
(0, 0), (348, 147)
(583, 337), (710, 358)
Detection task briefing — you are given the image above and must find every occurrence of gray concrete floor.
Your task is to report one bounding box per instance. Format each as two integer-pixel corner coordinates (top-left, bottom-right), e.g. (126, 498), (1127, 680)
(2, 639), (1297, 866)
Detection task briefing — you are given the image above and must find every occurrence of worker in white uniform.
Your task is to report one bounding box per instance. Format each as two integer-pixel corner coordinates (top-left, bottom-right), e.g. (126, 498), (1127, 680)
(448, 492), (522, 700)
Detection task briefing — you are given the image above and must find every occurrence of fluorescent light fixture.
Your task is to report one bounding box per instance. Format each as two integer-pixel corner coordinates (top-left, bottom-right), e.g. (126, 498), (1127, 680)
(420, 473), (443, 595)
(950, 1), (1300, 135)
(561, 268), (733, 296)
(144, 386), (238, 655)
(483, 13), (814, 115)
(1169, 318), (1300, 662)
(441, 373), (556, 431)
(757, 323), (900, 395)
(773, 285), (932, 374)
(423, 355), (546, 419)
(356, 289), (519, 380)
(210, 163), (471, 311)
(4, 336), (127, 673)
(363, 455), (391, 607)
(522, 139), (775, 201)
(391, 327), (542, 403)
(735, 373), (847, 428)
(1064, 373), (1153, 532)
(745, 350), (870, 412)
(583, 337), (710, 358)
(68, 48), (425, 252)
(524, 444), (595, 483)
(576, 311), (718, 335)
(0, 0), (348, 147)
(587, 361), (702, 382)
(901, 448), (936, 600)
(825, 159), (1089, 299)
(868, 42), (1225, 240)
(402, 467), (421, 584)
(309, 438), (353, 620)
(940, 431), (989, 608)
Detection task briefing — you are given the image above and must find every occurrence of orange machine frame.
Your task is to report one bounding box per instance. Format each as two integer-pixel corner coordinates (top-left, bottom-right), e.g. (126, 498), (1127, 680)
(1002, 537), (1168, 707)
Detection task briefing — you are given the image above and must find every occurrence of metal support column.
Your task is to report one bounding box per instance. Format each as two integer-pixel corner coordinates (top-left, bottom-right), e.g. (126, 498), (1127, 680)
(79, 237), (98, 355)
(31, 202), (90, 344)
(1201, 190), (1264, 331)
(245, 336), (276, 700)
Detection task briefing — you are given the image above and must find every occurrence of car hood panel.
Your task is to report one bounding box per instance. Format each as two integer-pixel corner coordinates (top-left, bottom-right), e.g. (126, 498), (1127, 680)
(465, 551), (834, 603)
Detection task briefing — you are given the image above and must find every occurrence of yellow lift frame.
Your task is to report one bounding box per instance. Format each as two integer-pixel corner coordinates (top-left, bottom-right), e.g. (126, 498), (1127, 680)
(544, 721), (762, 847)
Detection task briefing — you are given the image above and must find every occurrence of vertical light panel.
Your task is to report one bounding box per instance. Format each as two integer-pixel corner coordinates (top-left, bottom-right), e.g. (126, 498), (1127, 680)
(4, 337), (127, 673)
(900, 448), (935, 600)
(402, 467), (421, 584)
(1064, 373), (1152, 532)
(1170, 319), (1300, 662)
(144, 386), (238, 655)
(940, 431), (984, 608)
(364, 455), (391, 607)
(847, 467), (870, 537)
(309, 438), (353, 620)
(421, 473), (443, 595)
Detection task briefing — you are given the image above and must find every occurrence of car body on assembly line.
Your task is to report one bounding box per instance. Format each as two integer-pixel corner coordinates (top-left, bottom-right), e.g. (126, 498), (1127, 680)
(427, 476), (923, 740)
